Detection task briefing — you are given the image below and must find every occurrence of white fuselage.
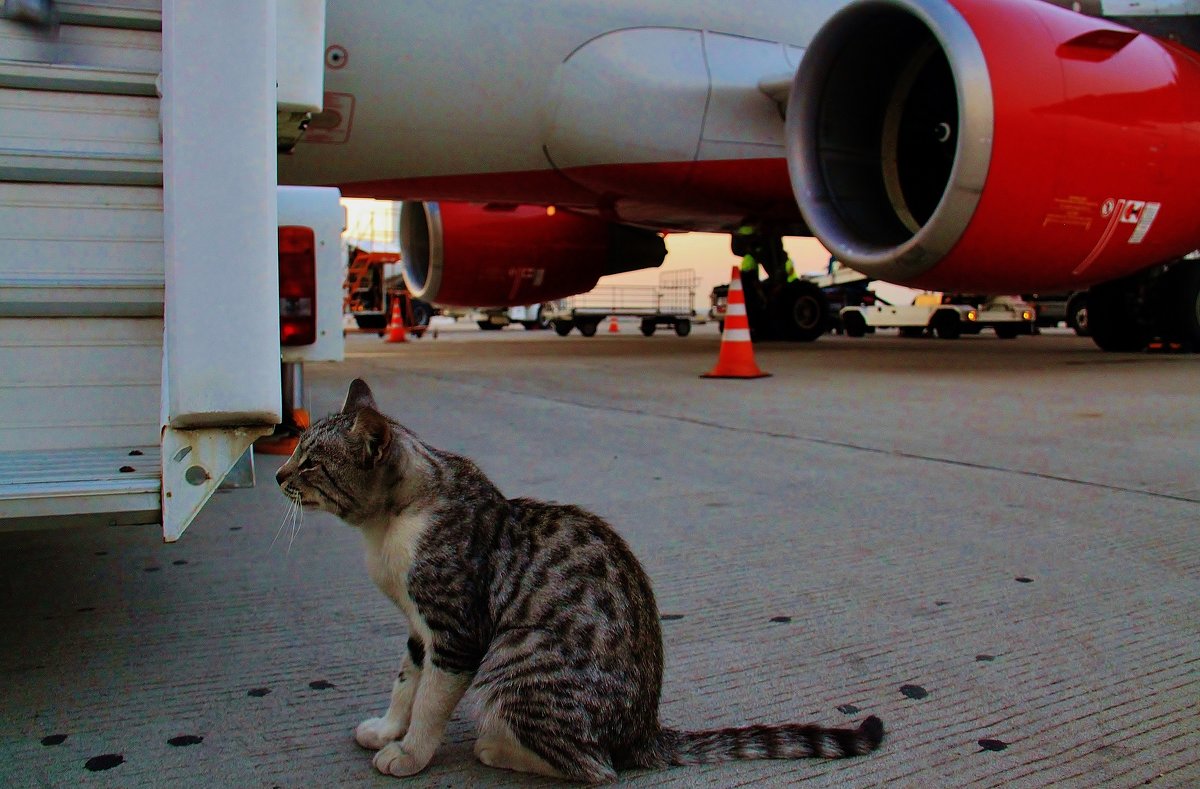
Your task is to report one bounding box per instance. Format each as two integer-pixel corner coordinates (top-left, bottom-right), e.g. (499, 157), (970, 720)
(277, 1), (848, 229)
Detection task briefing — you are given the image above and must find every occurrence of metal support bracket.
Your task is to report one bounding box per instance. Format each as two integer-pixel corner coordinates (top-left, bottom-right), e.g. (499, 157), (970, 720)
(161, 425), (272, 542)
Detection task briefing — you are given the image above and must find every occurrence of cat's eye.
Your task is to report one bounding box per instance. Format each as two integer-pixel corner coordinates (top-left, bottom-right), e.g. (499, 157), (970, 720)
(298, 458), (320, 473)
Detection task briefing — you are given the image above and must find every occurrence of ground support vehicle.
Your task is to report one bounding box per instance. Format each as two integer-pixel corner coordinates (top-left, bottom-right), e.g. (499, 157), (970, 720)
(1024, 291), (1090, 336)
(709, 283), (729, 330)
(840, 295), (1036, 339)
(343, 247), (432, 336)
(547, 270), (698, 337)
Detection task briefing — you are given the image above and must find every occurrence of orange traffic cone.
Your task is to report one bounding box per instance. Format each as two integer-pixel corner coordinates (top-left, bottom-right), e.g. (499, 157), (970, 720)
(702, 266), (771, 379)
(384, 297), (407, 343)
(608, 315), (620, 333)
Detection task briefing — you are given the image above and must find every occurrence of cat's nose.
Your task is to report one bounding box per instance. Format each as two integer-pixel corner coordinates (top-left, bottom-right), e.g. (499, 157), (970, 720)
(275, 467), (290, 487)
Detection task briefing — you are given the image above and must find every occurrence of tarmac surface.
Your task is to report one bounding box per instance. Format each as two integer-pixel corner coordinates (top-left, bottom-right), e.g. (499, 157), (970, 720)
(2, 320), (1198, 788)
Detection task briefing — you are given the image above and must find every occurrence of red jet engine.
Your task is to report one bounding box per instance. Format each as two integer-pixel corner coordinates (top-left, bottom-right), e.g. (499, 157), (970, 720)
(399, 201), (667, 307)
(787, 0), (1200, 293)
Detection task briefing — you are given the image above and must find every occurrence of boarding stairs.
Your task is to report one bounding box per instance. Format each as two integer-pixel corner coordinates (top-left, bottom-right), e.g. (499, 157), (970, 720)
(0, 2), (167, 530)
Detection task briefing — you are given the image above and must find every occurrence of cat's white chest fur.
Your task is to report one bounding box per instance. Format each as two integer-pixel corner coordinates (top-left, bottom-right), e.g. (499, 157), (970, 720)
(364, 509), (434, 645)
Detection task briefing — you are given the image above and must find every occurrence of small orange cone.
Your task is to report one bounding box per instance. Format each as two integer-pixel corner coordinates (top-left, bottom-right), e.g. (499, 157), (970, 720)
(384, 297), (407, 343)
(608, 315), (620, 333)
(702, 266), (770, 379)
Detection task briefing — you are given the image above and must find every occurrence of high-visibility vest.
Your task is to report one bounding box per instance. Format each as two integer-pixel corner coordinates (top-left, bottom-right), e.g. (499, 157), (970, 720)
(740, 254), (758, 272)
(785, 257), (798, 282)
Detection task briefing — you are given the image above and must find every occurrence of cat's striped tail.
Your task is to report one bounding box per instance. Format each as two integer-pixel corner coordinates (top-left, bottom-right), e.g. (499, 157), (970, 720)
(656, 715), (883, 764)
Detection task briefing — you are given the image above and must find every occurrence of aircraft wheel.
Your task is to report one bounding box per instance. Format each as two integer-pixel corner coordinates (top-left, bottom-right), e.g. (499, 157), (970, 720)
(411, 301), (433, 329)
(771, 281), (828, 342)
(1088, 278), (1149, 352)
(1066, 292), (1089, 336)
(1159, 260), (1200, 351)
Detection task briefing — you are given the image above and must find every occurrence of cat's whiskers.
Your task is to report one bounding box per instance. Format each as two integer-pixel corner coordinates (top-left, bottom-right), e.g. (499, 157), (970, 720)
(286, 495), (304, 555)
(271, 490), (302, 552)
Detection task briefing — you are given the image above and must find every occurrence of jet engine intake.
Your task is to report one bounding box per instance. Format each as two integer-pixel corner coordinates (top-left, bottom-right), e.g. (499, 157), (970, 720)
(399, 201), (666, 307)
(787, 0), (1200, 293)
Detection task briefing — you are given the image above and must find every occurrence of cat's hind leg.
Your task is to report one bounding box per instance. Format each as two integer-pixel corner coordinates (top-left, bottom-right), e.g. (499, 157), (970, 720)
(474, 630), (617, 783)
(474, 717), (567, 779)
(473, 690), (616, 783)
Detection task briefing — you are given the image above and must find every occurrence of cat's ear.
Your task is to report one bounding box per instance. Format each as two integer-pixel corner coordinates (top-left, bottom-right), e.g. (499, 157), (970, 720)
(351, 407), (392, 468)
(341, 378), (378, 414)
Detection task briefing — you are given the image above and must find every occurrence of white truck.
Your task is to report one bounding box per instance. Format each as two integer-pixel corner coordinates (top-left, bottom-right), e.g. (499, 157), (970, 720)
(0, 1), (342, 542)
(840, 294), (1036, 339)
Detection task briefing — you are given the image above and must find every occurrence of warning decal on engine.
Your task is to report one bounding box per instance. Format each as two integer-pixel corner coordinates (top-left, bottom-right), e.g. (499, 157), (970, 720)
(1072, 196), (1161, 276)
(1044, 195), (1099, 230)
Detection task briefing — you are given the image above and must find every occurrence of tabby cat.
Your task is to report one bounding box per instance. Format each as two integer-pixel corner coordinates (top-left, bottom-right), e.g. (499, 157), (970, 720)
(275, 379), (883, 782)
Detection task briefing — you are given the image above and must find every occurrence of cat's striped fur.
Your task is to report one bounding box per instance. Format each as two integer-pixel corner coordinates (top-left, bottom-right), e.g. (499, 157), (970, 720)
(276, 379), (883, 783)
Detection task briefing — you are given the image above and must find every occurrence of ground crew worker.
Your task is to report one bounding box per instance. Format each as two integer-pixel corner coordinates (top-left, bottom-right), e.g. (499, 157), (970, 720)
(733, 226), (771, 338)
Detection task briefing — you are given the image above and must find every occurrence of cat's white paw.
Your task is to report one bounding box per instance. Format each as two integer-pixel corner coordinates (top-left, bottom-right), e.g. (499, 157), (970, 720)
(372, 742), (428, 777)
(355, 717), (403, 750)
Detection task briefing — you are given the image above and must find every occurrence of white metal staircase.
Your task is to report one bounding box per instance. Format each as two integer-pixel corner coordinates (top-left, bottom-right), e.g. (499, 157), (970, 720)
(0, 1), (166, 531)
(0, 1), (316, 540)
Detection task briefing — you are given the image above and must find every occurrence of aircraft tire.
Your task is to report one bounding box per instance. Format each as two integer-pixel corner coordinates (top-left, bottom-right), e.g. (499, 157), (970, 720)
(1159, 260), (1200, 351)
(1066, 292), (1090, 336)
(1088, 277), (1149, 352)
(771, 281), (828, 342)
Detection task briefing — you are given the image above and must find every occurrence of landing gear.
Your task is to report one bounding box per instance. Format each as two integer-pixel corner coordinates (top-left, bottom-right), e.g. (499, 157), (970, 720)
(738, 231), (829, 343)
(1087, 259), (1200, 352)
(1087, 277), (1150, 352)
(1158, 260), (1200, 351)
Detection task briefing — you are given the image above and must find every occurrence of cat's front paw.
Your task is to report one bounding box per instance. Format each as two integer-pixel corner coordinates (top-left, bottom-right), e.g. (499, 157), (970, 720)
(372, 742), (428, 777)
(355, 717), (403, 750)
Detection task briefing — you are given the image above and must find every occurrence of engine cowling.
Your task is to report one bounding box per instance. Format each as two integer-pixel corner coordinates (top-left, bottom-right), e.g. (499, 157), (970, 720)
(787, 0), (1200, 292)
(399, 201), (667, 307)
